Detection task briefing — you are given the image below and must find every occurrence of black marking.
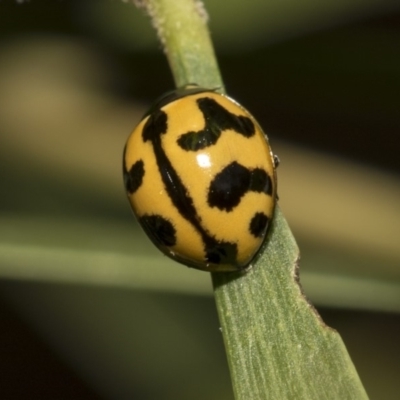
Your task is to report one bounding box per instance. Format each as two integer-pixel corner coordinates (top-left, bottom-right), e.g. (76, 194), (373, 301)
(205, 241), (238, 265)
(142, 107), (168, 143)
(208, 162), (273, 212)
(250, 168), (273, 196)
(140, 215), (177, 247)
(208, 162), (250, 212)
(124, 160), (145, 194)
(142, 108), (199, 224)
(122, 145), (129, 190)
(177, 97), (255, 151)
(249, 212), (269, 238)
(141, 107), (238, 267)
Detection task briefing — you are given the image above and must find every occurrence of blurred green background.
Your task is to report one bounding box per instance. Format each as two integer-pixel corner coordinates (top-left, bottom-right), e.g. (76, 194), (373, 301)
(0, 0), (399, 399)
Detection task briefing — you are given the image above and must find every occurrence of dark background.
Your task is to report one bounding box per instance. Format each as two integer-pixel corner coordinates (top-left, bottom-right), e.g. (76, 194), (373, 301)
(0, 1), (399, 399)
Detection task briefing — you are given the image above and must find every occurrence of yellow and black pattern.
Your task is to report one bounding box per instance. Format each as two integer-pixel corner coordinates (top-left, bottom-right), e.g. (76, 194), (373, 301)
(123, 87), (277, 272)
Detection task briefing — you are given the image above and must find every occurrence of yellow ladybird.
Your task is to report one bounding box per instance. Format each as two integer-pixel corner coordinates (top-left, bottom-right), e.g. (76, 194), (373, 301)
(123, 86), (277, 272)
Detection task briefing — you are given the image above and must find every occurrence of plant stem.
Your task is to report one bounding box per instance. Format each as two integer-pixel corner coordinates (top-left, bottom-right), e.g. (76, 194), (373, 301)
(135, 0), (223, 89)
(135, 1), (369, 398)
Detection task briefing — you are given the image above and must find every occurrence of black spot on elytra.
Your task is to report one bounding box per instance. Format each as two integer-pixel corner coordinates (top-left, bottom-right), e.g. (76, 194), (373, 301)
(205, 240), (238, 265)
(208, 162), (273, 211)
(249, 212), (269, 238)
(250, 168), (273, 196)
(208, 162), (250, 211)
(124, 160), (145, 194)
(142, 108), (168, 142)
(177, 97), (255, 151)
(140, 215), (176, 247)
(141, 108), (199, 224)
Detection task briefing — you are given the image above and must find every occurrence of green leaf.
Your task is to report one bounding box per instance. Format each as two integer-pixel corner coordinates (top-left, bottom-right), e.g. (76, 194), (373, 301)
(213, 209), (369, 399)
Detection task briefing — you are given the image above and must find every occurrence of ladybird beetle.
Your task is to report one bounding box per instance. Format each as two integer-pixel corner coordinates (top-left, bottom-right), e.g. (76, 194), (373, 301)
(123, 86), (277, 272)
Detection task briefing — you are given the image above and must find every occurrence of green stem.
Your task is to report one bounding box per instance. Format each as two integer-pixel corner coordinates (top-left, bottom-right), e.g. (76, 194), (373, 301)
(136, 0), (223, 89)
(135, 1), (369, 399)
